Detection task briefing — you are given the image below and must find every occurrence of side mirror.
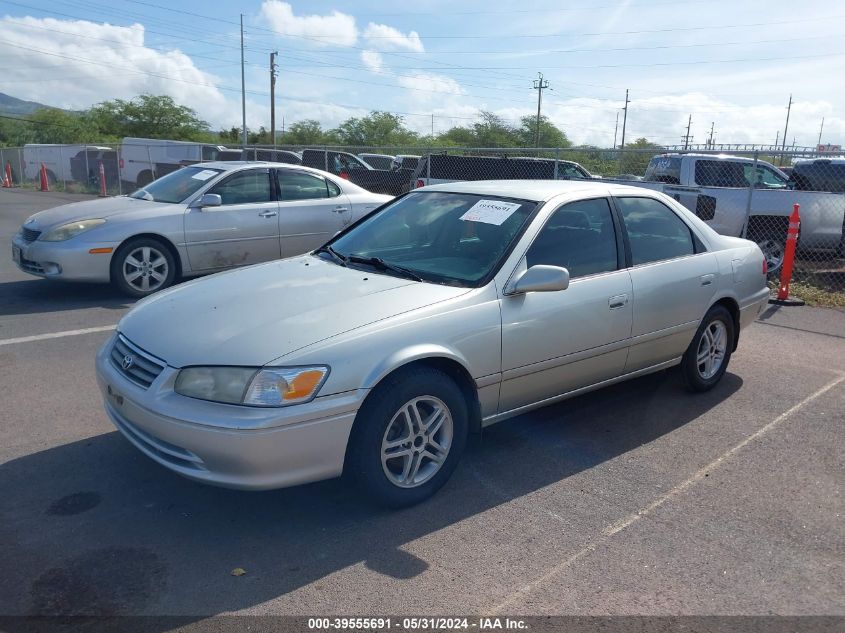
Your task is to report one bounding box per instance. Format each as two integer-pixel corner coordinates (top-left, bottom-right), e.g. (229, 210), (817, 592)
(198, 193), (222, 208)
(510, 265), (570, 295)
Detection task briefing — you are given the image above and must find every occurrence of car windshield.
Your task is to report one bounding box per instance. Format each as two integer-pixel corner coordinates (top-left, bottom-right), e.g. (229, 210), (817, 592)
(128, 166), (224, 203)
(322, 191), (538, 287)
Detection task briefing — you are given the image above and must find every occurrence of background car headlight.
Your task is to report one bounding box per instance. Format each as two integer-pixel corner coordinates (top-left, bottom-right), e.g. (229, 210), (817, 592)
(174, 366), (329, 407)
(41, 219), (106, 241)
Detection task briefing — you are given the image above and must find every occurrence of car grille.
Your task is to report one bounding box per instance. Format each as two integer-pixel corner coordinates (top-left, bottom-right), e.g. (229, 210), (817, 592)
(20, 227), (41, 242)
(110, 334), (166, 389)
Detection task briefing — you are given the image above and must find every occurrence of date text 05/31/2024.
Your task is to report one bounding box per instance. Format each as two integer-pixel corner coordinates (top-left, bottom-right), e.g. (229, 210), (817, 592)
(307, 618), (529, 630)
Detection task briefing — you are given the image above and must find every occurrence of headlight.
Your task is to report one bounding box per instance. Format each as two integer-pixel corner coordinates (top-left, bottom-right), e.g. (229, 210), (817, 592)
(41, 218), (106, 241)
(174, 366), (329, 407)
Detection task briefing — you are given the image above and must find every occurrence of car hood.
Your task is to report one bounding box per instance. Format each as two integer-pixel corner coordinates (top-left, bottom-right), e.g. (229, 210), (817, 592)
(24, 196), (171, 230)
(118, 255), (469, 368)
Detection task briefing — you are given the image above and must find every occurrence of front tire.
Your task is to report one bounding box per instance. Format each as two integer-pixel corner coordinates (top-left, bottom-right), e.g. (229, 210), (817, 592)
(111, 238), (176, 298)
(345, 367), (469, 508)
(681, 305), (734, 392)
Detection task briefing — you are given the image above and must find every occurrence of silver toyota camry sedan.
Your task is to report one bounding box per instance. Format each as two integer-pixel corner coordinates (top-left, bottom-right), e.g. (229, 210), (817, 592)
(95, 181), (770, 507)
(11, 162), (390, 296)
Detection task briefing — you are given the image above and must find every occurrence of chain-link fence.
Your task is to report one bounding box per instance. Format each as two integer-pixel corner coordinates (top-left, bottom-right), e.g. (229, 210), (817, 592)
(2, 141), (843, 299)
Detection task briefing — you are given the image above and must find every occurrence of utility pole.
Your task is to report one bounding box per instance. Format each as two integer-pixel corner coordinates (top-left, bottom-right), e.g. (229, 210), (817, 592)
(533, 72), (550, 147)
(270, 51), (278, 148)
(818, 117), (824, 146)
(682, 114), (693, 150)
(240, 14), (247, 149)
(431, 113), (434, 138)
(613, 111), (619, 149)
(780, 93), (792, 164)
(775, 130), (780, 151)
(707, 121), (715, 149)
(620, 89), (630, 150)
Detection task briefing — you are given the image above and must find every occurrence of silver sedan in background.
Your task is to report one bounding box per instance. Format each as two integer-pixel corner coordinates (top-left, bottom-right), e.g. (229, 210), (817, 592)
(11, 162), (391, 296)
(96, 181), (770, 507)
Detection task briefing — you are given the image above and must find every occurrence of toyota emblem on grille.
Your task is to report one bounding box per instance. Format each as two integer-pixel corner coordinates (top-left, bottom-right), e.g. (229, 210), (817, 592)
(122, 355), (135, 371)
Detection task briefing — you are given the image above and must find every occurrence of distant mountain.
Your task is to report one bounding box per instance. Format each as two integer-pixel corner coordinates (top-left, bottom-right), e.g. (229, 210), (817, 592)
(0, 93), (54, 116)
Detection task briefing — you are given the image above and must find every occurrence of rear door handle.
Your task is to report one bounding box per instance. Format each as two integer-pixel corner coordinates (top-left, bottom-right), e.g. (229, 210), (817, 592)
(700, 274), (715, 286)
(609, 294), (629, 309)
(258, 210), (278, 218)
(333, 206), (349, 213)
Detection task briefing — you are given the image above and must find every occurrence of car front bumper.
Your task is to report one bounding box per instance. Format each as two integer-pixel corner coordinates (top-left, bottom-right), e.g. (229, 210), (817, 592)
(95, 334), (365, 490)
(11, 233), (116, 282)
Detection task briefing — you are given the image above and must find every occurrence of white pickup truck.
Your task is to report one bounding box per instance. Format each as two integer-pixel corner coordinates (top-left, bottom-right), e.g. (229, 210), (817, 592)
(627, 153), (845, 272)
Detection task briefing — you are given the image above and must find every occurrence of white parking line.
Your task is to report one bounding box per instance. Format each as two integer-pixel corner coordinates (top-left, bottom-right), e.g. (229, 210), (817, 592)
(0, 324), (116, 347)
(488, 372), (845, 615)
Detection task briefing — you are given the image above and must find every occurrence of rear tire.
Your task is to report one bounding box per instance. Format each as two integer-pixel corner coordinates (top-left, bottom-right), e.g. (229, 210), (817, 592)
(345, 367), (468, 508)
(680, 305), (734, 392)
(110, 237), (176, 298)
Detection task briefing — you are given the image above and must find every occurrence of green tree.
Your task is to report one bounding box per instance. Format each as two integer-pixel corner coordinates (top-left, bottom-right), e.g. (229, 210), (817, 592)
(331, 111), (419, 146)
(283, 119), (328, 145)
(88, 94), (211, 140)
(471, 110), (518, 147)
(517, 114), (571, 148)
(619, 137), (664, 175)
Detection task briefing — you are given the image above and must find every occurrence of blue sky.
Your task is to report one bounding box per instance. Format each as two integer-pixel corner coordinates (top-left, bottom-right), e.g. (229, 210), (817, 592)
(1, 0), (843, 146)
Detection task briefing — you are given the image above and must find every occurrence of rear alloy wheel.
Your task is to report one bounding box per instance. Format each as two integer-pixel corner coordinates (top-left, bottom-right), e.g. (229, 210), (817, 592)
(756, 237), (785, 276)
(111, 238), (176, 298)
(680, 304), (734, 392)
(346, 367), (468, 508)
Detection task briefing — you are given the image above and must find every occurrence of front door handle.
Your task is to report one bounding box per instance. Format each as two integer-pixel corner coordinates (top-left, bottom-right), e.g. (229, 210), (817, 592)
(333, 206), (349, 213)
(258, 210), (278, 218)
(609, 294), (629, 309)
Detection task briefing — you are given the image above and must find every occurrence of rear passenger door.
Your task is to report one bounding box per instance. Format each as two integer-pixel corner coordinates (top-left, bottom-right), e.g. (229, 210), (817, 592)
(276, 169), (350, 257)
(614, 196), (718, 372)
(499, 197), (633, 413)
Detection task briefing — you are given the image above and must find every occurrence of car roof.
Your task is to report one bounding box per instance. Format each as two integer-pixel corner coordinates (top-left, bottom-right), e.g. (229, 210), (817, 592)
(419, 179), (659, 202)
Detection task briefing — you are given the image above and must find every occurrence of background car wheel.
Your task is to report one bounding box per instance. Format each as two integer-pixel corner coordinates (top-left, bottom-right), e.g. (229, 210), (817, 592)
(755, 236), (785, 276)
(111, 238), (176, 298)
(680, 304), (734, 393)
(345, 366), (469, 508)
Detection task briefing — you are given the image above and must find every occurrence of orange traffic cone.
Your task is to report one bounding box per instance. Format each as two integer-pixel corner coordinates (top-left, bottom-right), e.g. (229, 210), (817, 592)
(39, 162), (49, 191)
(2, 162), (12, 187)
(98, 161), (107, 197)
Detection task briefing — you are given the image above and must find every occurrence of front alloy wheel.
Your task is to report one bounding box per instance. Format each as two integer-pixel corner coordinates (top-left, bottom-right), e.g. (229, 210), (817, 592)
(111, 238), (176, 298)
(346, 366), (468, 508)
(381, 396), (454, 488)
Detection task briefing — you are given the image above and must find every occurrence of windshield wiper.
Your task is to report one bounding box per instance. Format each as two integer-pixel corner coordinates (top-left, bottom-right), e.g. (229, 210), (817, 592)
(314, 245), (348, 266)
(347, 254), (423, 282)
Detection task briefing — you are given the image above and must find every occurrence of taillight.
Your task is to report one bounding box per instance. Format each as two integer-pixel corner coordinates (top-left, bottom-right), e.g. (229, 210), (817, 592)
(119, 158), (124, 169)
(762, 259), (768, 275)
(415, 179), (424, 189)
(339, 170), (349, 180)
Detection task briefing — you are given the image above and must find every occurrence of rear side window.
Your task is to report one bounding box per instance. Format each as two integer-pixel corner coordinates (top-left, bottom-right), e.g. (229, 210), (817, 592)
(694, 160), (747, 187)
(277, 170), (330, 201)
(616, 197), (695, 265)
(526, 198), (618, 278)
(645, 156), (682, 184)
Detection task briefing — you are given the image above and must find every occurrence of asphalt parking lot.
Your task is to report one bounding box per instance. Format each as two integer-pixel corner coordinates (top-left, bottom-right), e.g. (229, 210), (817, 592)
(0, 189), (843, 620)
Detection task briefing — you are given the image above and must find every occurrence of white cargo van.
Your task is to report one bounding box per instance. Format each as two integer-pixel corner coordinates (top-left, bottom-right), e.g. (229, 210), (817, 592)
(119, 138), (228, 189)
(23, 144), (111, 183)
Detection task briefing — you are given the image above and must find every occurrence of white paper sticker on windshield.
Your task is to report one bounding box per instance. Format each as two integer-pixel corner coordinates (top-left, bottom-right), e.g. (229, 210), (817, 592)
(459, 199), (522, 226)
(191, 169), (217, 181)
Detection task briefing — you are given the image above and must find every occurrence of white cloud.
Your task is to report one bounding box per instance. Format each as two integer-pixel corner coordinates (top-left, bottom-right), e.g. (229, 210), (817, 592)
(397, 73), (464, 100)
(360, 50), (385, 74)
(0, 16), (230, 121)
(363, 23), (424, 52)
(260, 1), (357, 47)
